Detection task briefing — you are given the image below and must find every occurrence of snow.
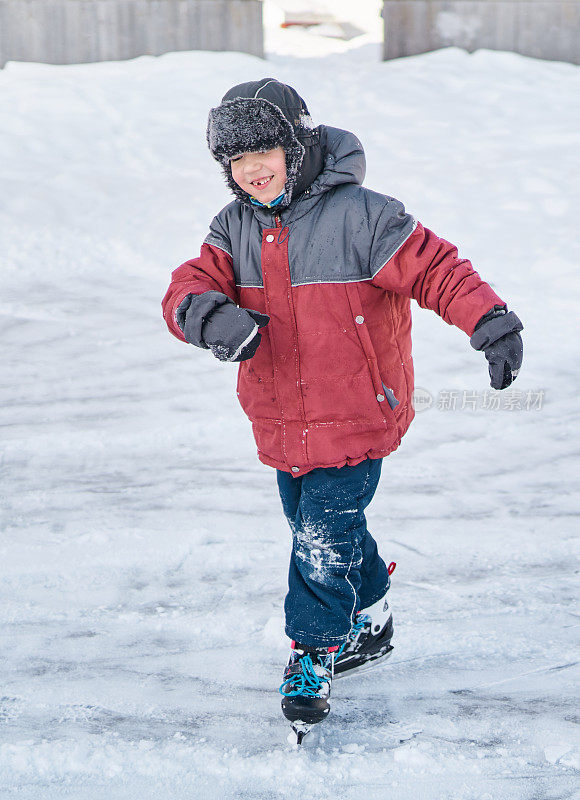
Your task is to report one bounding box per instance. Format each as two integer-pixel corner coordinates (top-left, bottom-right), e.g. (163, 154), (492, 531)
(1, 5), (580, 798)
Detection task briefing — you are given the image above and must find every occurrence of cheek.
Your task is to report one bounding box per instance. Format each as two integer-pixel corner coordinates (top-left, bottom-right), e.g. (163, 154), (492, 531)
(230, 165), (243, 187)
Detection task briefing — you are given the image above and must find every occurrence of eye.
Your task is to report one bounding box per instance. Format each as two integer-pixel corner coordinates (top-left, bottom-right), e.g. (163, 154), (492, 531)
(230, 155), (243, 163)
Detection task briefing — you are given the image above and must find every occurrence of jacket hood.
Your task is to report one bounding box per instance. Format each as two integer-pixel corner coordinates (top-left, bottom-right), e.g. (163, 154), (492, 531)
(310, 126), (366, 196)
(246, 126), (367, 227)
(207, 78), (325, 208)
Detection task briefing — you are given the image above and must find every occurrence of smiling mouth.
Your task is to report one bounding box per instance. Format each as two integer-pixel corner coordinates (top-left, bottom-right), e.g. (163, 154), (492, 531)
(250, 176), (274, 188)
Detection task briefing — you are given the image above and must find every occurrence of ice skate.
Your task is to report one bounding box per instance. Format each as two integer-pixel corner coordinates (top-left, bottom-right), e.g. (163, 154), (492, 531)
(333, 589), (394, 679)
(279, 642), (337, 744)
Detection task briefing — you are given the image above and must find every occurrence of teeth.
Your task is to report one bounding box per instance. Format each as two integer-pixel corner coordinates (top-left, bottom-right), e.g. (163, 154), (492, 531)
(252, 177), (272, 186)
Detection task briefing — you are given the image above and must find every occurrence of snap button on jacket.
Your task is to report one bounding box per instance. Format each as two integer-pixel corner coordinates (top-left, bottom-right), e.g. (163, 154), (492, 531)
(163, 127), (505, 477)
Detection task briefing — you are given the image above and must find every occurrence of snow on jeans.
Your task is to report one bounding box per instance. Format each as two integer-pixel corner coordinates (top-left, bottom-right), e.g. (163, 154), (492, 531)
(277, 457), (390, 649)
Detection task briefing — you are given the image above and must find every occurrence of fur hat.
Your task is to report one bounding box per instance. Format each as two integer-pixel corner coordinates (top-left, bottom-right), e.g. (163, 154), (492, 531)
(206, 79), (323, 208)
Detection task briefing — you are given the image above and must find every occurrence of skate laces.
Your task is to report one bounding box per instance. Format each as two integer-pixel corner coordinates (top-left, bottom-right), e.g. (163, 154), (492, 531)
(335, 613), (371, 659)
(279, 653), (332, 697)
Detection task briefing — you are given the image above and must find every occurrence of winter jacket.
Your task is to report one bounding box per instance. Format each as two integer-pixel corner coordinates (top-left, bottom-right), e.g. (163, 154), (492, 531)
(162, 126), (505, 477)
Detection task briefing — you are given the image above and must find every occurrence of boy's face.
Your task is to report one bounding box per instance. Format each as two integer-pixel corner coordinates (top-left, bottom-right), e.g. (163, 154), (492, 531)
(230, 146), (287, 204)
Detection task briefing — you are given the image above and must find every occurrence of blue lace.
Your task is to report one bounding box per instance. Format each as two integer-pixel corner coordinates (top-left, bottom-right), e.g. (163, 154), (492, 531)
(335, 613), (370, 659)
(279, 654), (330, 697)
(278, 616), (370, 697)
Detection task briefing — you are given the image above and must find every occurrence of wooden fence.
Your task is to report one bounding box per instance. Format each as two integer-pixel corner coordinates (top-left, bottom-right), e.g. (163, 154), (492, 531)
(0, 0), (263, 68)
(383, 0), (580, 65)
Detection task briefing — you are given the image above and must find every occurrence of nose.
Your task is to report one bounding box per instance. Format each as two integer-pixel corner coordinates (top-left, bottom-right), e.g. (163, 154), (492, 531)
(244, 154), (263, 176)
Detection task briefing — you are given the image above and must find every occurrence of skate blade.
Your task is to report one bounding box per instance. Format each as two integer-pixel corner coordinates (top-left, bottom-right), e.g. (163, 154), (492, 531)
(333, 647), (394, 680)
(288, 721), (313, 746)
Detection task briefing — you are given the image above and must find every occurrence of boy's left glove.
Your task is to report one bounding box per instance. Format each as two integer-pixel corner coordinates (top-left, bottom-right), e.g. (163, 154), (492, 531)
(470, 306), (523, 390)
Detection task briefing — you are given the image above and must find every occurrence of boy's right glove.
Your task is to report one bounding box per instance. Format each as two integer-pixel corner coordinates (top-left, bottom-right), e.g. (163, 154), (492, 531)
(470, 306), (524, 390)
(177, 291), (269, 362)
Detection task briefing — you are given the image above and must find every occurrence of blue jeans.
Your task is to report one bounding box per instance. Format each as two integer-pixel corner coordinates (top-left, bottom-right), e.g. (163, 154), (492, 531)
(277, 458), (390, 648)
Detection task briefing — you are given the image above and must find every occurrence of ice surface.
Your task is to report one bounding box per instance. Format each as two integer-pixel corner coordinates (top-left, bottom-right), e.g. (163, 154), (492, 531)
(1, 10), (579, 800)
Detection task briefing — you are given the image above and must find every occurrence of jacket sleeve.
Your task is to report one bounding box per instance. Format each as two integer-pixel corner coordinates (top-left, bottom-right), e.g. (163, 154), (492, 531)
(371, 214), (506, 336)
(162, 242), (237, 342)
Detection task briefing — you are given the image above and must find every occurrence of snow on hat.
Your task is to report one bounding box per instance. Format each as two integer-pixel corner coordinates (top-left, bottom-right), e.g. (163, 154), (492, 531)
(206, 78), (320, 207)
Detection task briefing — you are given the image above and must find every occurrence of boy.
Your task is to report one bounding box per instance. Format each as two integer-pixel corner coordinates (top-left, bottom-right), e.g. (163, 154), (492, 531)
(162, 79), (523, 741)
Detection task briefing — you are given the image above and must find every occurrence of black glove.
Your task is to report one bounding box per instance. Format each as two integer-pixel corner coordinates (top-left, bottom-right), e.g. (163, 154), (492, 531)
(203, 304), (269, 362)
(177, 291), (269, 362)
(470, 306), (523, 390)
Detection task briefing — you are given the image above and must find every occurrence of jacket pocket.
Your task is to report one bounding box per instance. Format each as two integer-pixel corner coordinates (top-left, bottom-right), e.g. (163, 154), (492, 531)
(381, 383), (400, 411)
(344, 283), (397, 424)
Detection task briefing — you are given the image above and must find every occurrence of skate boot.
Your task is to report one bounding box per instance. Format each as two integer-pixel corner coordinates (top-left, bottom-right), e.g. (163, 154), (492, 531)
(333, 587), (394, 679)
(279, 641), (338, 744)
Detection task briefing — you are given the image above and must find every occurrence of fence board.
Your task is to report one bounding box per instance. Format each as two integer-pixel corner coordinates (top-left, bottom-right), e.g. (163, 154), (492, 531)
(383, 1), (580, 65)
(0, 0), (263, 67)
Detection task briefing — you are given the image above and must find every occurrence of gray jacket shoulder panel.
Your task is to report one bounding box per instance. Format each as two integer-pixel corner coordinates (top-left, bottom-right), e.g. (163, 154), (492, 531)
(369, 196), (417, 278)
(203, 203), (236, 257)
(204, 202), (265, 288)
(287, 184), (382, 285)
(287, 185), (415, 286)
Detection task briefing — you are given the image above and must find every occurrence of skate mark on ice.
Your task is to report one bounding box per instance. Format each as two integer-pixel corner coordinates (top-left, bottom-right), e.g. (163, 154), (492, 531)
(462, 660), (580, 691)
(445, 691), (579, 723)
(390, 649), (466, 667)
(390, 539), (429, 558)
(398, 579), (460, 598)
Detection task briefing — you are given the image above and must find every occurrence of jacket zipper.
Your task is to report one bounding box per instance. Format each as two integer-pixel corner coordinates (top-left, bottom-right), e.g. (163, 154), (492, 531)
(270, 211), (306, 461)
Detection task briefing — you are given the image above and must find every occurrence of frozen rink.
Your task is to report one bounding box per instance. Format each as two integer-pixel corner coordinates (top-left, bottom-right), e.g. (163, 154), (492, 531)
(1, 10), (579, 800)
